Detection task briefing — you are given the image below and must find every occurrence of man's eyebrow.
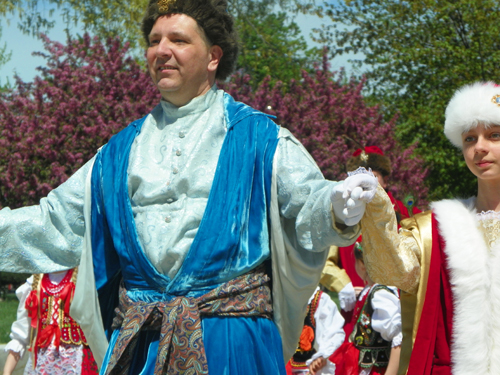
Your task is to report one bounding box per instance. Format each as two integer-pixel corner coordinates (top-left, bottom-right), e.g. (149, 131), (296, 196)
(148, 31), (160, 40)
(149, 30), (191, 41)
(169, 30), (190, 39)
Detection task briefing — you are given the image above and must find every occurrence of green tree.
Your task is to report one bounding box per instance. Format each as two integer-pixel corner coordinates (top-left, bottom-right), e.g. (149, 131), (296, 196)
(0, 0), (322, 86)
(0, 0), (148, 49)
(319, 0), (500, 200)
(0, 25), (12, 90)
(232, 1), (321, 87)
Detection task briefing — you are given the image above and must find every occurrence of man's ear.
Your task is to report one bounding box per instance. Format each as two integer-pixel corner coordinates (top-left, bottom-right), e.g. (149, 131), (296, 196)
(208, 45), (223, 73)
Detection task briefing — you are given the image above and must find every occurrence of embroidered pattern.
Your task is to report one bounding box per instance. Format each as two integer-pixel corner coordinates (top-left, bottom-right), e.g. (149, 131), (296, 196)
(291, 289), (322, 368)
(106, 267), (273, 375)
(477, 211), (500, 249)
(361, 185), (421, 295)
(23, 269), (97, 374)
(353, 285), (394, 369)
(158, 0), (176, 13)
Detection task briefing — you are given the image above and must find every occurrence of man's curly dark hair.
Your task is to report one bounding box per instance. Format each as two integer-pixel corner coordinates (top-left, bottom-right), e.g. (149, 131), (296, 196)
(142, 0), (239, 81)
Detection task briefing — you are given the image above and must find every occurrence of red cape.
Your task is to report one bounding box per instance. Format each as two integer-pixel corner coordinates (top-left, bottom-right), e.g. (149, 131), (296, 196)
(407, 213), (453, 375)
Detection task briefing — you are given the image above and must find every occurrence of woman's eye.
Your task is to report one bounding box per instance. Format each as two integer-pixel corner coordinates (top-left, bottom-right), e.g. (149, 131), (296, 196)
(491, 133), (500, 139)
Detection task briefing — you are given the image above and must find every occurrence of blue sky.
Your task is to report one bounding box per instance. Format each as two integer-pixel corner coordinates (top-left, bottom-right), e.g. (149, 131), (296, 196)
(0, 8), (356, 86)
(0, 11), (77, 85)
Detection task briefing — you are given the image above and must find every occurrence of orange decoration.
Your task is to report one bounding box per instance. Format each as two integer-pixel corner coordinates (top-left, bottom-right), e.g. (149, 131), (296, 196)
(298, 325), (315, 352)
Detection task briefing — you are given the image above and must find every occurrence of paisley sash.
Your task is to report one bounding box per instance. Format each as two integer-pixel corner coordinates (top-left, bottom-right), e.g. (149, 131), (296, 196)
(105, 266), (272, 375)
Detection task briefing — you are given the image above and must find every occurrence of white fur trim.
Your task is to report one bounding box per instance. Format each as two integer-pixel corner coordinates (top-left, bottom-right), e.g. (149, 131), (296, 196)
(432, 198), (500, 375)
(444, 81), (500, 148)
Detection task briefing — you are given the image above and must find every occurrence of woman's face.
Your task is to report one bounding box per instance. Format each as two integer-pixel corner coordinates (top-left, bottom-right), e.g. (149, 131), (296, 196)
(462, 123), (500, 182)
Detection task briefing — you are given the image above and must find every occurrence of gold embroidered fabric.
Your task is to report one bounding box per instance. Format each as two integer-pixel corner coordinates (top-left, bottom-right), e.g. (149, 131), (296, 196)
(158, 0), (176, 13)
(478, 214), (500, 250)
(320, 246), (351, 293)
(360, 185), (421, 295)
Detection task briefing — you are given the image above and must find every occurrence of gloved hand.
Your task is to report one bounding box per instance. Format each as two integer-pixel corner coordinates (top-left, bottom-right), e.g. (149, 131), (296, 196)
(342, 172), (378, 203)
(331, 182), (366, 226)
(338, 282), (356, 312)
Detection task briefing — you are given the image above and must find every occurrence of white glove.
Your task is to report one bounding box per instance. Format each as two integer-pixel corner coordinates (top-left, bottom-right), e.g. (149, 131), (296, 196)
(338, 282), (356, 312)
(342, 172), (378, 203)
(331, 182), (366, 226)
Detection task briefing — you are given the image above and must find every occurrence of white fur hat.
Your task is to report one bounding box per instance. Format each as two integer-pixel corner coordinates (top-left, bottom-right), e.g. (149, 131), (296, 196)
(444, 81), (500, 148)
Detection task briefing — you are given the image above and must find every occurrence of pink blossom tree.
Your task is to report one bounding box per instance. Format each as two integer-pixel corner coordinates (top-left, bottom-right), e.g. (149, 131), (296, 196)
(223, 58), (429, 207)
(0, 34), (160, 208)
(0, 35), (428, 210)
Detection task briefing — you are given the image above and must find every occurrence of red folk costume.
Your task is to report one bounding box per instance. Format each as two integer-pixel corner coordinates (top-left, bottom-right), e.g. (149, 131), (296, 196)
(290, 289), (324, 373)
(286, 287), (345, 375)
(330, 284), (402, 375)
(10, 269), (98, 375)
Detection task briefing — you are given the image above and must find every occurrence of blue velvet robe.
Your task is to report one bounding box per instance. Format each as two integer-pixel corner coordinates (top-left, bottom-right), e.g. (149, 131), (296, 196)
(90, 93), (286, 374)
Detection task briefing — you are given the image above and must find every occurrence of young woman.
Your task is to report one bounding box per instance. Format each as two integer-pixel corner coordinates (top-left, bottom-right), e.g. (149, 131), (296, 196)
(358, 81), (500, 375)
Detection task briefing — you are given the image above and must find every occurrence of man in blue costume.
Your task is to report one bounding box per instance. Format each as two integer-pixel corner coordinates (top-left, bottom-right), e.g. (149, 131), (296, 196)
(0, 0), (377, 373)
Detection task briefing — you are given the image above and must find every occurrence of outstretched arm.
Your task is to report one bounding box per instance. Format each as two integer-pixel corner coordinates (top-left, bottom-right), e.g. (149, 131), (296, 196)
(360, 185), (422, 294)
(0, 157), (95, 274)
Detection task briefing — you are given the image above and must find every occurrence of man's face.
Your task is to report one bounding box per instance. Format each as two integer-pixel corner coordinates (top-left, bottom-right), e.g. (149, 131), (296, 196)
(146, 14), (222, 107)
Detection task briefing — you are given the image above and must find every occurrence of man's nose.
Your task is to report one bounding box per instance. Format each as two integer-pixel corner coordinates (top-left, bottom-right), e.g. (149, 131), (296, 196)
(156, 38), (172, 58)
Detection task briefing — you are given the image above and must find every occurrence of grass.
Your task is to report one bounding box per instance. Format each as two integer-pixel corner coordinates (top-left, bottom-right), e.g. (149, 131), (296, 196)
(0, 293), (19, 344)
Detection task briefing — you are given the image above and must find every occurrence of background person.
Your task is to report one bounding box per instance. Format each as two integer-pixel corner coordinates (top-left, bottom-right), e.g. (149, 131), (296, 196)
(287, 286), (345, 375)
(2, 269), (98, 375)
(328, 244), (402, 375)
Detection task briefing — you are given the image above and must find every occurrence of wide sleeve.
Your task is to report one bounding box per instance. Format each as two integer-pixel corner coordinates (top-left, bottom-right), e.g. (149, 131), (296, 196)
(275, 128), (360, 252)
(270, 128), (360, 360)
(320, 246), (351, 293)
(0, 157), (95, 274)
(371, 286), (402, 347)
(4, 276), (34, 358)
(360, 185), (422, 295)
(307, 292), (345, 364)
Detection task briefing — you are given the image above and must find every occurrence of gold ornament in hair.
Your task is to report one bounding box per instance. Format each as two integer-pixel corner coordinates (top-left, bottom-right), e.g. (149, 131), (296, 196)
(360, 150), (369, 162)
(158, 0), (176, 13)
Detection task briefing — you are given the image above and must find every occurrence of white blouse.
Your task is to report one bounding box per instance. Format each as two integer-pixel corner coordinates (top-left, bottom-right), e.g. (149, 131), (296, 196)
(358, 284), (403, 347)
